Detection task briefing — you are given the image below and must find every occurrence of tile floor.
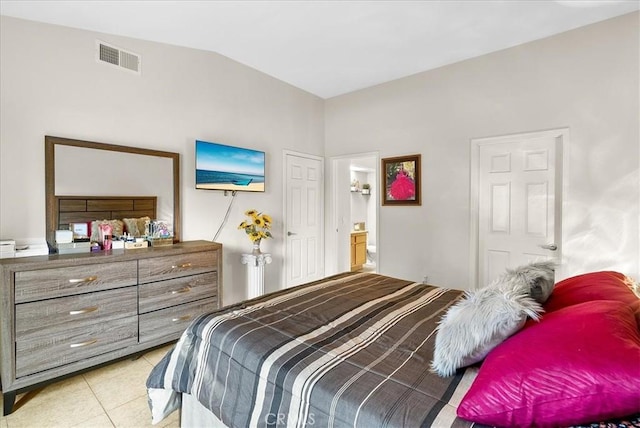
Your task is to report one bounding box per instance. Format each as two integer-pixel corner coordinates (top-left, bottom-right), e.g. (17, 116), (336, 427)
(0, 343), (179, 428)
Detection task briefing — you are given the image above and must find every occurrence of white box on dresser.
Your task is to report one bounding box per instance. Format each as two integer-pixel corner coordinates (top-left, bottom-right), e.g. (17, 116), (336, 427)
(0, 239), (15, 258)
(0, 240), (222, 416)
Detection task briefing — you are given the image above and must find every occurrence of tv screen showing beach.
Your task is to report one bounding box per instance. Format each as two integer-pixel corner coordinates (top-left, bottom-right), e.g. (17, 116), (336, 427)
(195, 140), (265, 192)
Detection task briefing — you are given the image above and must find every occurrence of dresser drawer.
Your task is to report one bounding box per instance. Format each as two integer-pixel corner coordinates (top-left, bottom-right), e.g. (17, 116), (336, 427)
(16, 315), (138, 377)
(138, 251), (218, 283)
(139, 298), (218, 343)
(139, 272), (217, 314)
(15, 261), (137, 303)
(16, 287), (137, 340)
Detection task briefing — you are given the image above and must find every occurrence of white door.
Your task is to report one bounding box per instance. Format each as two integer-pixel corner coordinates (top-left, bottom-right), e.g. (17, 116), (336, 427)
(328, 157), (352, 276)
(472, 129), (566, 288)
(284, 152), (324, 288)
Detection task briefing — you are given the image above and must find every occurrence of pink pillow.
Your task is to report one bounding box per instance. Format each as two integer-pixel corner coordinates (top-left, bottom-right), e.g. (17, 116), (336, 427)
(544, 271), (638, 313)
(457, 300), (640, 427)
(632, 300), (640, 329)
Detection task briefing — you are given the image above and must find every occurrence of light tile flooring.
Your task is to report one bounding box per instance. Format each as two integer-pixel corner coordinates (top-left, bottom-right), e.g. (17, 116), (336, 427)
(0, 344), (179, 428)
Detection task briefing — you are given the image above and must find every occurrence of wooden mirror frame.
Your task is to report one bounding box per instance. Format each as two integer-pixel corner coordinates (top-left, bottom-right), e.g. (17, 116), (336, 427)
(45, 135), (181, 247)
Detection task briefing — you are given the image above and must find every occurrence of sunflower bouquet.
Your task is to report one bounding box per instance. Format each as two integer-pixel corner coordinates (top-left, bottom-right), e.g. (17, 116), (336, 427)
(238, 209), (273, 243)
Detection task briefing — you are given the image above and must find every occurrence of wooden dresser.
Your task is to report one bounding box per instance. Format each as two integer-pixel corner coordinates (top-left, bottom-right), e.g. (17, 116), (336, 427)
(0, 240), (221, 415)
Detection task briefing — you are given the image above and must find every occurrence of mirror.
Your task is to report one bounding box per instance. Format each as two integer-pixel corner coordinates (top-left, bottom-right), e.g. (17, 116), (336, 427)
(45, 136), (180, 246)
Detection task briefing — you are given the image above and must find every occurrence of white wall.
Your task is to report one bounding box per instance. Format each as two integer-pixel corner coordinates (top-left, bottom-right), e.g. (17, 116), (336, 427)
(0, 16), (324, 305)
(2, 12), (638, 298)
(325, 12), (640, 288)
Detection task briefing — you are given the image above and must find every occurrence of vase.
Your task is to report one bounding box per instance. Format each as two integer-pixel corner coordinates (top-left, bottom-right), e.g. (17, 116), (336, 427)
(251, 239), (262, 255)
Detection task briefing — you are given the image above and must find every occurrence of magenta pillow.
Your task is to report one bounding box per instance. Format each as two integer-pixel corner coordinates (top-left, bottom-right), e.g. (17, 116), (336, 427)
(544, 271), (638, 313)
(632, 300), (640, 330)
(457, 300), (640, 427)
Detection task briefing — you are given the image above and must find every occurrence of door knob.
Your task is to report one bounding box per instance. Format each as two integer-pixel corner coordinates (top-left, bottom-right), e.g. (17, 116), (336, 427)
(539, 243), (558, 251)
(287, 231), (297, 236)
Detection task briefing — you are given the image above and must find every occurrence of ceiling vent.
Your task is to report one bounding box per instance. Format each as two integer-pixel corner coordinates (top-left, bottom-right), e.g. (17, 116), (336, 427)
(96, 40), (141, 74)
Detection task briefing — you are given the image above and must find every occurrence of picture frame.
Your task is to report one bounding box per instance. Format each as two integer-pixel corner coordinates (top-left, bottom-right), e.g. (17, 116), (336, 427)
(381, 154), (421, 206)
(69, 222), (90, 239)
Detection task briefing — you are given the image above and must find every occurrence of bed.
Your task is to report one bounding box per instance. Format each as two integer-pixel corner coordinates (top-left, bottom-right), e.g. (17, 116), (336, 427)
(147, 269), (640, 427)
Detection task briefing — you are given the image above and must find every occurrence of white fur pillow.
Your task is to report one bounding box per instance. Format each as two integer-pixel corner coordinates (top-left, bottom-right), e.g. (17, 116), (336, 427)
(431, 261), (557, 377)
(431, 288), (543, 377)
(491, 260), (556, 304)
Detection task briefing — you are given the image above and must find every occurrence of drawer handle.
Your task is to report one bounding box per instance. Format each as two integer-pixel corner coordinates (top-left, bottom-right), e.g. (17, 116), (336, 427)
(68, 276), (98, 285)
(171, 286), (192, 295)
(69, 339), (97, 348)
(172, 315), (192, 322)
(171, 262), (192, 269)
(69, 306), (99, 315)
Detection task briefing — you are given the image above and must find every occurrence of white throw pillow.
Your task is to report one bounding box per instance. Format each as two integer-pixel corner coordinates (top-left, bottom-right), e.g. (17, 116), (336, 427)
(431, 260), (556, 377)
(431, 287), (543, 377)
(490, 260), (556, 304)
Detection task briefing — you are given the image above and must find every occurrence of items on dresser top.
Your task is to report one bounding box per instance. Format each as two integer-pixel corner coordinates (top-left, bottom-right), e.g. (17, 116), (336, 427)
(54, 230), (73, 244)
(52, 218), (172, 254)
(0, 240), (222, 416)
(0, 239), (16, 258)
(56, 241), (91, 254)
(0, 238), (49, 259)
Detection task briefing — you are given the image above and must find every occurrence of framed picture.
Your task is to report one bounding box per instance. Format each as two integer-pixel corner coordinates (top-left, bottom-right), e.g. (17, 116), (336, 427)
(381, 154), (421, 206)
(69, 222), (90, 239)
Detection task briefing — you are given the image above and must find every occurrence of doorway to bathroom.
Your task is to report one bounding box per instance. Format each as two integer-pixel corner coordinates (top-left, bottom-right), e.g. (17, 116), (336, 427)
(327, 152), (379, 276)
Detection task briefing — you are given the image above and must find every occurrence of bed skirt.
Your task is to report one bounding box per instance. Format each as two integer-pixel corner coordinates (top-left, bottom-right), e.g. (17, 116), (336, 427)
(182, 393), (227, 427)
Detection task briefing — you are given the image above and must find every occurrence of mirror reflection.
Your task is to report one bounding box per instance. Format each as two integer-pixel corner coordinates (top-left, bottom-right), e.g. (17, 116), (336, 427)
(45, 136), (180, 246)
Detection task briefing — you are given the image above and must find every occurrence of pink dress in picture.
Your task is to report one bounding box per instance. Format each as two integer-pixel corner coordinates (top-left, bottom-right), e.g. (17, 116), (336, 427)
(389, 170), (415, 200)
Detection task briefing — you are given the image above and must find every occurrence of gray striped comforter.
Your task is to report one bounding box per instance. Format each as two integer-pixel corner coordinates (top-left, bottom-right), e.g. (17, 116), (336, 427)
(146, 272), (479, 427)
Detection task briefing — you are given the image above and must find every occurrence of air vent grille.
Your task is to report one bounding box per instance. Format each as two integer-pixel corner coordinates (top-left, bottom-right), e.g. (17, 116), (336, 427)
(96, 41), (141, 74)
(119, 51), (140, 72)
(99, 43), (119, 65)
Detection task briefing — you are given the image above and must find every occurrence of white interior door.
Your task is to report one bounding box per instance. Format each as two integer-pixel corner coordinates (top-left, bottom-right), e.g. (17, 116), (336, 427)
(284, 151), (324, 288)
(329, 157), (352, 276)
(472, 129), (566, 288)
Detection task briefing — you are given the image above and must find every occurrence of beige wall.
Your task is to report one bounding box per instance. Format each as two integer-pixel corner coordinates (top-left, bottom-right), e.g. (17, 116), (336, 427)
(325, 12), (640, 287)
(0, 16), (324, 305)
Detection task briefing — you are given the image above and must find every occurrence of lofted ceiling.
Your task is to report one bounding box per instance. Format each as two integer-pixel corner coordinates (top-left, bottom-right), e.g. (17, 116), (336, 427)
(1, 0), (638, 98)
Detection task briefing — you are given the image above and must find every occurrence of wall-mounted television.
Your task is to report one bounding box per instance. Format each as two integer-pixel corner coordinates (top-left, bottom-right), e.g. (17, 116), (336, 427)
(195, 140), (265, 192)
